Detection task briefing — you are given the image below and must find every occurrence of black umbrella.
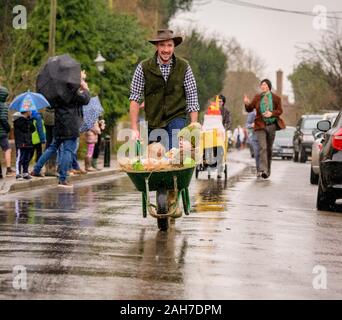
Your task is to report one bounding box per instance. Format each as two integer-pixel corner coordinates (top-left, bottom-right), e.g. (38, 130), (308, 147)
(36, 54), (81, 105)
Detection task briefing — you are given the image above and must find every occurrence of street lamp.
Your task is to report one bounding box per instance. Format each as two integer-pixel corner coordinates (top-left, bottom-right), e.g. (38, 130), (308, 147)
(94, 51), (110, 167)
(94, 51), (106, 73)
(94, 51), (106, 99)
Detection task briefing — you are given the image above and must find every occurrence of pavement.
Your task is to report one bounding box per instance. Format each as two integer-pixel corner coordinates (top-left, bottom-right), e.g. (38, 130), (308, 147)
(0, 148), (253, 195)
(0, 156), (120, 195)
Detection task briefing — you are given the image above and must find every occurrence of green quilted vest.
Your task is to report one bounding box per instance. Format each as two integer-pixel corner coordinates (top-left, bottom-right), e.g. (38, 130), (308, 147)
(142, 54), (188, 128)
(0, 86), (9, 103)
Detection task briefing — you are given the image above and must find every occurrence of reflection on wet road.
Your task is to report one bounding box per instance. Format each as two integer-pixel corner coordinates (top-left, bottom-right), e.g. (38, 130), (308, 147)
(0, 160), (342, 299)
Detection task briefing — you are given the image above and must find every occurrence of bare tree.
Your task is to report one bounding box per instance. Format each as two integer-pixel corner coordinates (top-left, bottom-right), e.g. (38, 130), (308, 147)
(220, 37), (266, 78)
(299, 23), (342, 107)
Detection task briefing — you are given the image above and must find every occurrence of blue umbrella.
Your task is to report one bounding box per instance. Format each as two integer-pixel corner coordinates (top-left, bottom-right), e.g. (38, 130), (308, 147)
(9, 91), (50, 112)
(80, 96), (104, 133)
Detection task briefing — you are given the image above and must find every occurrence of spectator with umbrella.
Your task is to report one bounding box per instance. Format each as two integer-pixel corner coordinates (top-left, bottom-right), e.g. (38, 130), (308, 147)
(31, 55), (90, 188)
(9, 92), (50, 179)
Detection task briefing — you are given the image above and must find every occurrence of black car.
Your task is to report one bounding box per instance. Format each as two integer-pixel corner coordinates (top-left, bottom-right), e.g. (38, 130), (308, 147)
(316, 112), (342, 211)
(293, 115), (324, 163)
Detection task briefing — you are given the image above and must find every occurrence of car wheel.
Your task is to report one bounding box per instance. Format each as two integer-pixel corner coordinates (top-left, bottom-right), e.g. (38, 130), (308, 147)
(299, 146), (307, 163)
(293, 150), (299, 162)
(316, 178), (335, 211)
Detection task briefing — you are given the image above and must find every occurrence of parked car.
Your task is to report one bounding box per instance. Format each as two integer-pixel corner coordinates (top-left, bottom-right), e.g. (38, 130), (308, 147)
(272, 126), (296, 159)
(310, 112), (339, 184)
(293, 114), (324, 163)
(316, 111), (342, 211)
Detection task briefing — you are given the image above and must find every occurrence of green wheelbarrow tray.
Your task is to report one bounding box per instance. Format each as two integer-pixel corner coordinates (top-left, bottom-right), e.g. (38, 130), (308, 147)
(126, 166), (195, 192)
(125, 166), (195, 220)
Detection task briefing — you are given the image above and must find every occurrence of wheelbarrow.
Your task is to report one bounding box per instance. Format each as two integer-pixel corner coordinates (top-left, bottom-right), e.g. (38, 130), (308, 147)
(126, 166), (195, 231)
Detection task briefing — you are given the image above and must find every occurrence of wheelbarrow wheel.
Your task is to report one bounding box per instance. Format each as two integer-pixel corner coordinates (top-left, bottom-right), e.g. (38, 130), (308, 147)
(157, 188), (169, 231)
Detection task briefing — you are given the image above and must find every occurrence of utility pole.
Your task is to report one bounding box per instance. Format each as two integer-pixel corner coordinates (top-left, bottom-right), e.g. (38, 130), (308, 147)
(108, 0), (114, 11)
(48, 0), (57, 57)
(154, 1), (159, 33)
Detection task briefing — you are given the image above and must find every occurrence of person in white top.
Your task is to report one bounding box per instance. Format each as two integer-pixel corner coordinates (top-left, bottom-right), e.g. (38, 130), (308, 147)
(233, 125), (245, 150)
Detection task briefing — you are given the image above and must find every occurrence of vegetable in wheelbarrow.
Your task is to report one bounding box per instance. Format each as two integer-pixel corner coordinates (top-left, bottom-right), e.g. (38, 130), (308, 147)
(183, 157), (196, 167)
(177, 122), (201, 148)
(119, 137), (199, 172)
(133, 160), (145, 171)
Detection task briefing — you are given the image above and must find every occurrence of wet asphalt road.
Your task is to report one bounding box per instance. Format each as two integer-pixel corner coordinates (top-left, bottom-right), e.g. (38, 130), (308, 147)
(0, 151), (342, 299)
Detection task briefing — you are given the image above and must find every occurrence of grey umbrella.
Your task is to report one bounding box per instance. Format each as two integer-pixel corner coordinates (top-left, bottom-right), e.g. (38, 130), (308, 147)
(36, 54), (81, 105)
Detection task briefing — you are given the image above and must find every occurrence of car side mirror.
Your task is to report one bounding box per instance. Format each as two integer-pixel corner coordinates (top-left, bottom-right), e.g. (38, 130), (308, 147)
(317, 120), (331, 132)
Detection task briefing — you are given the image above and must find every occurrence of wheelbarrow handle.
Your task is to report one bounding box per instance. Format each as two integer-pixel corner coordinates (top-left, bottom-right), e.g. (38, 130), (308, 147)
(135, 140), (141, 159)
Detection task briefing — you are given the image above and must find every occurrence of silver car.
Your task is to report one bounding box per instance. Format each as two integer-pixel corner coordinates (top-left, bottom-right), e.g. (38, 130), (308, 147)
(310, 112), (339, 184)
(272, 126), (296, 160)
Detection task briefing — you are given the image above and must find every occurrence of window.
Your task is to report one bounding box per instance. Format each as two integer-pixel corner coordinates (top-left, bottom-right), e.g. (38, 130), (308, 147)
(302, 118), (322, 130)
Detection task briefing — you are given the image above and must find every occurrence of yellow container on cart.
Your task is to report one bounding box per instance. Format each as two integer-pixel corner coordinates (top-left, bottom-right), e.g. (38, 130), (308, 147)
(196, 98), (228, 180)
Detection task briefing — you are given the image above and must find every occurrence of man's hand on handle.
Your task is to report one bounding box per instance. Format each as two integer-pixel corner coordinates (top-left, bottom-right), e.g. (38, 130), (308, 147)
(189, 111), (199, 125)
(132, 128), (140, 140)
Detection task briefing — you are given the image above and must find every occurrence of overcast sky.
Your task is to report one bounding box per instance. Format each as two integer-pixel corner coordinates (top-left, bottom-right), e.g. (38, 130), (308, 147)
(170, 0), (342, 102)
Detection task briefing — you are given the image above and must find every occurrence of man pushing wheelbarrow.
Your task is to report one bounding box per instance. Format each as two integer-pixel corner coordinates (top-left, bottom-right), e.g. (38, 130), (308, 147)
(126, 29), (200, 231)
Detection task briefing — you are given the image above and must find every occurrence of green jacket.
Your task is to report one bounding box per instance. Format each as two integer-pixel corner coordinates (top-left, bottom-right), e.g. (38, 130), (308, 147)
(142, 53), (188, 128)
(0, 86), (10, 138)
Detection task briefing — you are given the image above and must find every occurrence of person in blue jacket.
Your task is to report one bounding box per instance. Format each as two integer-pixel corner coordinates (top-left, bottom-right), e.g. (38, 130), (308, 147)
(29, 110), (46, 164)
(246, 109), (261, 178)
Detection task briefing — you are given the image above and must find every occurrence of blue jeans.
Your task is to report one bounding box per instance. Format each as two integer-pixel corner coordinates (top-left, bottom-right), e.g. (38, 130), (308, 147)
(148, 117), (186, 150)
(249, 133), (260, 171)
(72, 138), (81, 170)
(58, 138), (80, 170)
(34, 138), (77, 182)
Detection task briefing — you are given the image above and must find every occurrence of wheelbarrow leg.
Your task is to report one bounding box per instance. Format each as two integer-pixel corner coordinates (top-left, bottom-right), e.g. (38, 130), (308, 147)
(142, 192), (147, 218)
(181, 188), (191, 216)
(185, 188), (191, 214)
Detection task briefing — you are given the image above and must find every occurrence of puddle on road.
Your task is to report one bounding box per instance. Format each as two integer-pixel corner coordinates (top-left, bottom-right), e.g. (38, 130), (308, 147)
(192, 166), (256, 213)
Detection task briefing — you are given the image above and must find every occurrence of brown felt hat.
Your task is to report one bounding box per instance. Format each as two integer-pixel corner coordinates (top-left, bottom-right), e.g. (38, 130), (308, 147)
(148, 29), (183, 47)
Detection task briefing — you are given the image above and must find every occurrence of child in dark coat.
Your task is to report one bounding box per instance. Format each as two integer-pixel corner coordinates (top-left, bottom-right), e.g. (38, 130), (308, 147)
(13, 111), (35, 179)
